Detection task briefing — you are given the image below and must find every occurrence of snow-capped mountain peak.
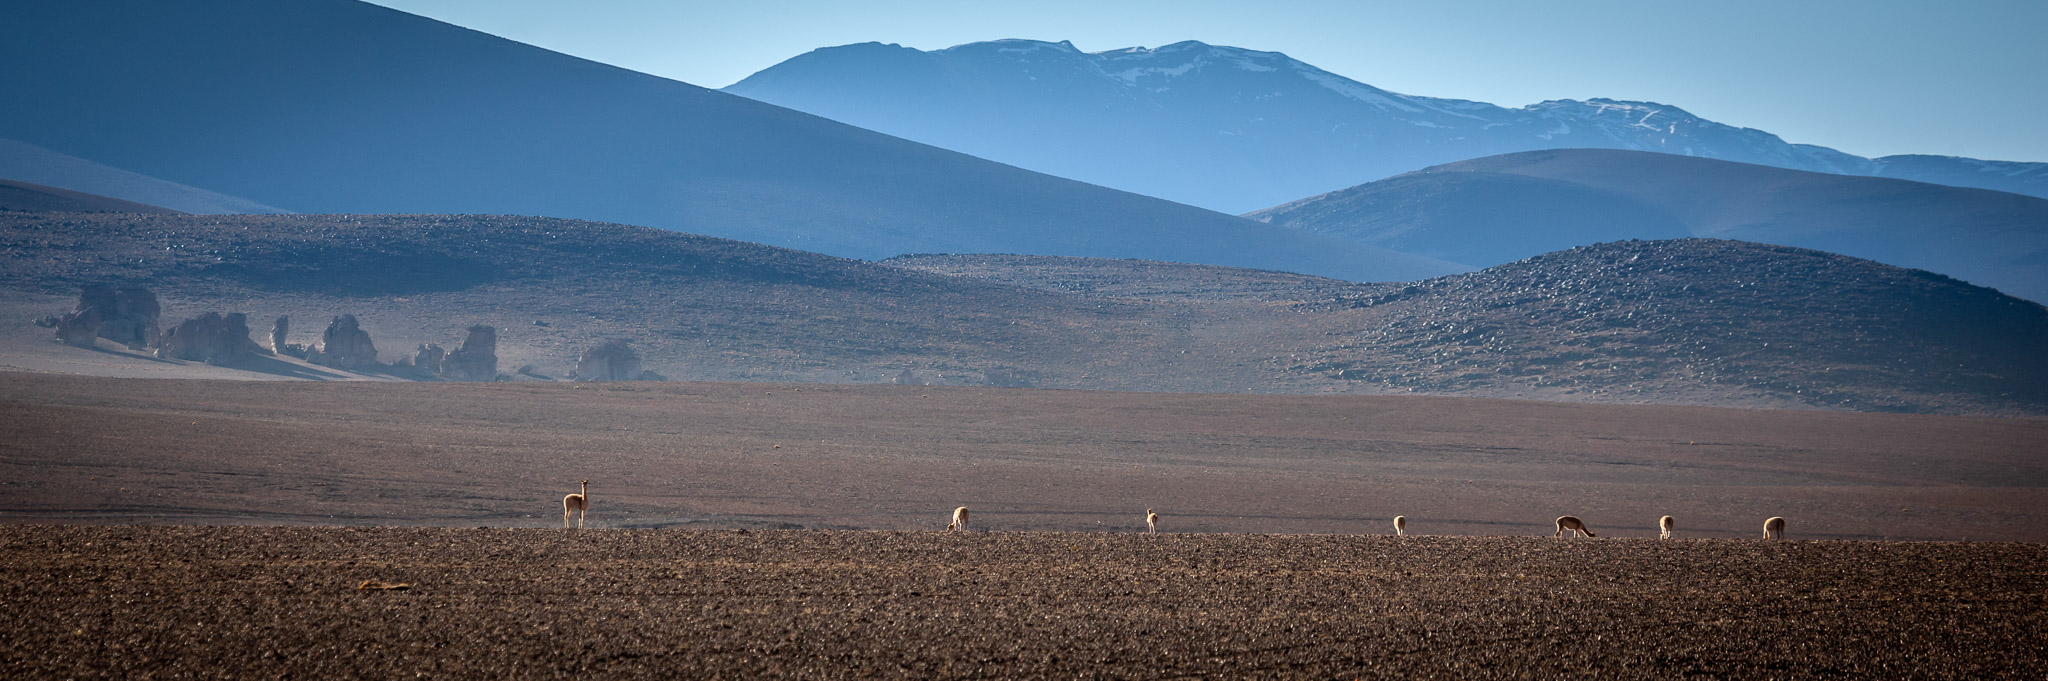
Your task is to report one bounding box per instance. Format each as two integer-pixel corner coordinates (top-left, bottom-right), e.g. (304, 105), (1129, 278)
(724, 39), (2048, 212)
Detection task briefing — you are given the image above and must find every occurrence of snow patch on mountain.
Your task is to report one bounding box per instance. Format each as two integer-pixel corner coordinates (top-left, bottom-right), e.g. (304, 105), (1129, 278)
(725, 39), (2048, 211)
(1294, 66), (1422, 113)
(979, 38), (1080, 55)
(1109, 62), (1197, 84)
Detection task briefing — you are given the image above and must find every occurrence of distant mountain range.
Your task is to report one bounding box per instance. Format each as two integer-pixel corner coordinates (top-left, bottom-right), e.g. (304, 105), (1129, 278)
(0, 1), (1452, 283)
(725, 39), (2048, 213)
(1247, 149), (2048, 303)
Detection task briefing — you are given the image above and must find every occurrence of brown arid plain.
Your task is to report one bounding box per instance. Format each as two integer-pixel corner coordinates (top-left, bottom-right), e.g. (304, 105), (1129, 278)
(4, 526), (2044, 679)
(3, 374), (2047, 677)
(5, 373), (2046, 539)
(3, 373), (2048, 677)
(5, 211), (2048, 677)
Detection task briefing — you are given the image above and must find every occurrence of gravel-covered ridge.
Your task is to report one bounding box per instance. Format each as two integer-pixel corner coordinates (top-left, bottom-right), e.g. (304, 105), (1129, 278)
(3, 526), (2043, 678)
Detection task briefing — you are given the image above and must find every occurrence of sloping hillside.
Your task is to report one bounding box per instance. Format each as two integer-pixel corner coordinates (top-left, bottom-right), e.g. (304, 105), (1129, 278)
(1291, 239), (2048, 414)
(882, 254), (1356, 302)
(0, 179), (180, 214)
(5, 213), (2042, 414)
(0, 1), (1450, 282)
(1247, 149), (2048, 302)
(0, 139), (285, 214)
(0, 212), (1203, 387)
(725, 39), (2048, 212)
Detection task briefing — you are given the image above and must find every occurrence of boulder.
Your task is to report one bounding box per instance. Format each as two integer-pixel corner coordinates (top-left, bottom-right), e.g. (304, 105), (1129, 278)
(309, 314), (379, 369)
(269, 315), (290, 354)
(439, 325), (498, 381)
(154, 312), (266, 365)
(77, 284), (160, 348)
(411, 343), (445, 376)
(45, 284), (159, 348)
(573, 340), (653, 382)
(51, 306), (100, 347)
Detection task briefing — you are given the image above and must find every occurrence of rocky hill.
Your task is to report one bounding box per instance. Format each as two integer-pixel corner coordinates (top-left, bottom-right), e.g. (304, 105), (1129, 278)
(1292, 239), (2048, 414)
(4, 212), (2042, 414)
(726, 39), (2048, 213)
(1246, 149), (2048, 303)
(0, 212), (1243, 389)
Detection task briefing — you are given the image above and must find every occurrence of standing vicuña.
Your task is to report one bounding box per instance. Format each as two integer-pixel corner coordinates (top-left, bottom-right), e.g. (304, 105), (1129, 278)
(1393, 515), (1407, 536)
(1146, 508), (1160, 533)
(1555, 515), (1596, 538)
(562, 480), (589, 529)
(947, 506), (970, 532)
(1763, 516), (1785, 540)
(1660, 515), (1675, 539)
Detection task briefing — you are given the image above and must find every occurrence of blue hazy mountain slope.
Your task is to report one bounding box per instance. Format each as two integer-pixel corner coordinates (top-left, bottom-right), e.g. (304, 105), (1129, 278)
(0, 179), (181, 214)
(0, 2), (1455, 282)
(0, 139), (286, 215)
(724, 40), (2048, 213)
(1247, 149), (2048, 303)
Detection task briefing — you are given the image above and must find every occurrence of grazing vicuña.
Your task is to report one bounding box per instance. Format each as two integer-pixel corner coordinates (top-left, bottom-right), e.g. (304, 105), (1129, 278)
(947, 506), (970, 532)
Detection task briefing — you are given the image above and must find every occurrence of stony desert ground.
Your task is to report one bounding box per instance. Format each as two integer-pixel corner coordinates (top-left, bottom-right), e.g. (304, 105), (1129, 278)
(2, 526), (2042, 678)
(3, 373), (2047, 677)
(3, 372), (2044, 539)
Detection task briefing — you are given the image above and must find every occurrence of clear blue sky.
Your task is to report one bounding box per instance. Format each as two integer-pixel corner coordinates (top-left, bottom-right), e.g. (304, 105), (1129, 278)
(367, 0), (2048, 162)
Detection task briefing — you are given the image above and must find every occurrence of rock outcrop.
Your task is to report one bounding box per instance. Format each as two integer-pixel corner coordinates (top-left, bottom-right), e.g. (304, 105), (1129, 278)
(306, 314), (379, 370)
(572, 340), (661, 381)
(44, 306), (100, 347)
(81, 285), (160, 348)
(269, 315), (289, 354)
(439, 325), (498, 381)
(409, 343), (444, 377)
(270, 315), (308, 357)
(154, 312), (267, 365)
(43, 284), (159, 348)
